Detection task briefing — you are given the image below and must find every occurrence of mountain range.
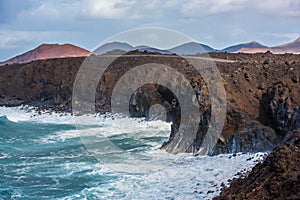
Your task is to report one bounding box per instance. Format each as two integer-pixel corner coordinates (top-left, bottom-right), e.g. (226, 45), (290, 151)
(1, 37), (299, 66)
(94, 42), (173, 55)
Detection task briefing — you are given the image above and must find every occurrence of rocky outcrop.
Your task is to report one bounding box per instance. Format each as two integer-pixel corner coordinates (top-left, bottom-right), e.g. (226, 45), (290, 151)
(0, 57), (85, 111)
(212, 82), (300, 155)
(214, 128), (300, 200)
(0, 51), (300, 155)
(209, 52), (300, 155)
(232, 121), (281, 153)
(161, 76), (211, 154)
(260, 82), (300, 134)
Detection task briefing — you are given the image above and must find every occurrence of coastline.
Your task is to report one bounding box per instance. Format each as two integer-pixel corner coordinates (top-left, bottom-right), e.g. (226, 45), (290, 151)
(1, 51), (300, 198)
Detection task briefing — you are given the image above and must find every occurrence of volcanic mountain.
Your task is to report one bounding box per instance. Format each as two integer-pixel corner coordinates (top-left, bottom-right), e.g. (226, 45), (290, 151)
(221, 41), (268, 53)
(94, 41), (216, 55)
(0, 43), (91, 66)
(93, 37), (300, 55)
(94, 42), (173, 55)
(168, 42), (216, 55)
(94, 42), (134, 55)
(237, 37), (300, 54)
(271, 37), (300, 53)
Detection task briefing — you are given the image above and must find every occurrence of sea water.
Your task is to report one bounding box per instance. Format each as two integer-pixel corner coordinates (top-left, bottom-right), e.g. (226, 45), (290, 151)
(0, 106), (267, 200)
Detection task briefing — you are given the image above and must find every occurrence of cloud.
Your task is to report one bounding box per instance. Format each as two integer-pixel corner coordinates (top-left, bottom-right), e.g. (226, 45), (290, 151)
(80, 0), (136, 19)
(180, 0), (247, 17)
(0, 0), (39, 23)
(0, 30), (34, 49)
(0, 0), (299, 60)
(209, 0), (247, 13)
(0, 30), (62, 49)
(15, 1), (80, 21)
(180, 0), (300, 18)
(253, 0), (300, 17)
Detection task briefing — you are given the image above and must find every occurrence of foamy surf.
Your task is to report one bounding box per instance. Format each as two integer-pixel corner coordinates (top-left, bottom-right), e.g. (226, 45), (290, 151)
(0, 106), (268, 199)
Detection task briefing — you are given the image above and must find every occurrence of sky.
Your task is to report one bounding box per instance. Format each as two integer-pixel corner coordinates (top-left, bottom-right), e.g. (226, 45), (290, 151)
(0, 0), (300, 61)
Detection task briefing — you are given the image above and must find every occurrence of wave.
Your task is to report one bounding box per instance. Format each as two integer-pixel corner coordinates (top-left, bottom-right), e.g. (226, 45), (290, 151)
(0, 115), (19, 126)
(0, 106), (171, 126)
(0, 106), (271, 199)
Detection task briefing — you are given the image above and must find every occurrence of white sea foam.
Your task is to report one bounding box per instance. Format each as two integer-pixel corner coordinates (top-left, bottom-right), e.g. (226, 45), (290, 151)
(0, 106), (171, 127)
(0, 106), (74, 123)
(0, 106), (268, 199)
(60, 152), (267, 200)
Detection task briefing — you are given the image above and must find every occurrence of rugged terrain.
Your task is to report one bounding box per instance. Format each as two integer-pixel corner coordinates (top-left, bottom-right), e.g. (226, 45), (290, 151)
(214, 128), (300, 200)
(0, 51), (299, 154)
(1, 51), (299, 198)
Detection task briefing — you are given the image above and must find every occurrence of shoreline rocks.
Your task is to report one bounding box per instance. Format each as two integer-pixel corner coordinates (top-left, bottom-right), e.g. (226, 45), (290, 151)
(0, 52), (300, 155)
(214, 128), (300, 200)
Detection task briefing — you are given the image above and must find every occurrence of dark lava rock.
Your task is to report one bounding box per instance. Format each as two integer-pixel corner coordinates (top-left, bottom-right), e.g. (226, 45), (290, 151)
(1, 52), (300, 155)
(232, 121), (281, 153)
(260, 82), (300, 135)
(214, 128), (300, 200)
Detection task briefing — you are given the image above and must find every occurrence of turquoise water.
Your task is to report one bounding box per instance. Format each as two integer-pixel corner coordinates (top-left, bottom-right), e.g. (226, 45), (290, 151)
(0, 115), (103, 199)
(0, 107), (266, 199)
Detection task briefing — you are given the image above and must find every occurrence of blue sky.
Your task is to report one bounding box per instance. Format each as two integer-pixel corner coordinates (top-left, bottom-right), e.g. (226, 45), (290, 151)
(0, 0), (299, 61)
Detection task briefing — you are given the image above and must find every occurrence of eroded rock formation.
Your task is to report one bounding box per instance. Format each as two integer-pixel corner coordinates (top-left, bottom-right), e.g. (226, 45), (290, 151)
(0, 51), (300, 155)
(214, 128), (300, 200)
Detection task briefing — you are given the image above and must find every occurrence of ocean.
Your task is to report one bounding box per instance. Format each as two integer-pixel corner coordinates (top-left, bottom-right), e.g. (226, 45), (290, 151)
(0, 106), (267, 200)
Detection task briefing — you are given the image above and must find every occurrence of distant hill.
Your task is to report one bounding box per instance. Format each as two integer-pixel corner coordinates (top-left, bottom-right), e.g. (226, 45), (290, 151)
(94, 38), (300, 55)
(94, 42), (134, 55)
(222, 41), (268, 53)
(2, 37), (300, 66)
(136, 47), (173, 55)
(94, 41), (216, 55)
(237, 37), (300, 54)
(236, 48), (269, 53)
(134, 45), (172, 54)
(168, 42), (216, 55)
(95, 43), (173, 55)
(271, 37), (300, 53)
(0, 44), (91, 66)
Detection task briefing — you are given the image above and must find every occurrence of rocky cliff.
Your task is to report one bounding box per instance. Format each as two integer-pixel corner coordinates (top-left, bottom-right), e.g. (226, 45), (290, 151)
(0, 51), (300, 155)
(214, 128), (300, 200)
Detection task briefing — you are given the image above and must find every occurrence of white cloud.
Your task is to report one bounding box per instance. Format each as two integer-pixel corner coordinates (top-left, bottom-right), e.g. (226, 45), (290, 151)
(180, 0), (300, 18)
(253, 0), (300, 17)
(17, 1), (79, 19)
(13, 0), (300, 22)
(0, 30), (34, 49)
(0, 30), (62, 49)
(0, 0), (299, 60)
(144, 0), (159, 10)
(208, 0), (247, 14)
(79, 0), (179, 20)
(181, 0), (247, 17)
(81, 0), (135, 19)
